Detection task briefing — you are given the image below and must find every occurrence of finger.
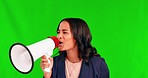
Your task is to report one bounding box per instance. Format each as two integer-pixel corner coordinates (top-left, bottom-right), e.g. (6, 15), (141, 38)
(48, 57), (53, 66)
(43, 64), (49, 68)
(41, 63), (50, 69)
(41, 59), (48, 62)
(41, 56), (48, 62)
(42, 55), (46, 59)
(48, 57), (53, 62)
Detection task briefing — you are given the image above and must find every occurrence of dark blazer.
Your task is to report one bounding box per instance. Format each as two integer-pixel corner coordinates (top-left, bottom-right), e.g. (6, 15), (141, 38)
(47, 53), (109, 78)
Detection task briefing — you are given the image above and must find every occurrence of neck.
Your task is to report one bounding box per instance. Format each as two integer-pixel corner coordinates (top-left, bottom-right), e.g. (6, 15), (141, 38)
(66, 48), (81, 63)
(66, 54), (81, 63)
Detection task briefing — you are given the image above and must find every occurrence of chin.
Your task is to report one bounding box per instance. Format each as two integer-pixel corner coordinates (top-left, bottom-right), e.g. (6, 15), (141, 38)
(58, 48), (65, 51)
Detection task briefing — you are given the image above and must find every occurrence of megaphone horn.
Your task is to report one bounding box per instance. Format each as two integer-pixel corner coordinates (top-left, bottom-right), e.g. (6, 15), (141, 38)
(9, 36), (59, 74)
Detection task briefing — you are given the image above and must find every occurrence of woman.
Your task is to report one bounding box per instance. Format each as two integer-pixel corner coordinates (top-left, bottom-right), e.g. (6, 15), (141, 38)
(41, 18), (109, 78)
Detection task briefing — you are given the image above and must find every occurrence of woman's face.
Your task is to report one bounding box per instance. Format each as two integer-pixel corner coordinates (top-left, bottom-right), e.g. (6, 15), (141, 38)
(57, 21), (77, 51)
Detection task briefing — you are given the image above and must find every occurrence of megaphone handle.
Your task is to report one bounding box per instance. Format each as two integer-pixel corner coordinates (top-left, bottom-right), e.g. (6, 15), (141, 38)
(44, 54), (51, 72)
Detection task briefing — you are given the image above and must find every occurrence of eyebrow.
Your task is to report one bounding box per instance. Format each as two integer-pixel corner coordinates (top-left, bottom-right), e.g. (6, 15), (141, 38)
(58, 29), (69, 32)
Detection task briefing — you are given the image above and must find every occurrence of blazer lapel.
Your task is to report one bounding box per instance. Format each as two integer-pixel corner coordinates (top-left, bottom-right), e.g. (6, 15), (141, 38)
(78, 61), (90, 78)
(57, 58), (66, 78)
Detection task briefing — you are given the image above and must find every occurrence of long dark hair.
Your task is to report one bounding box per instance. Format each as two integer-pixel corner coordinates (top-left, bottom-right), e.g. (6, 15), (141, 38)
(57, 18), (100, 62)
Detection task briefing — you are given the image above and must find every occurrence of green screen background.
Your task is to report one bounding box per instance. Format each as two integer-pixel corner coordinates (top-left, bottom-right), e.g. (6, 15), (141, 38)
(0, 0), (148, 78)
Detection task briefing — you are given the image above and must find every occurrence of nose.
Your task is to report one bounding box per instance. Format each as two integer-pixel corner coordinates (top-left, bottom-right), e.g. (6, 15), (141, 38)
(57, 32), (62, 40)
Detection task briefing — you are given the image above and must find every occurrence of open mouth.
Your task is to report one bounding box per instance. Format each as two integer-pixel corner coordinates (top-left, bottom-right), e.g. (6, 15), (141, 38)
(59, 41), (63, 45)
(59, 41), (62, 44)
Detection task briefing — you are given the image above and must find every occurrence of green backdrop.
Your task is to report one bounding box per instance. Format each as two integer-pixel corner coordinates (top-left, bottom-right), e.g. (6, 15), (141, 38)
(0, 0), (148, 78)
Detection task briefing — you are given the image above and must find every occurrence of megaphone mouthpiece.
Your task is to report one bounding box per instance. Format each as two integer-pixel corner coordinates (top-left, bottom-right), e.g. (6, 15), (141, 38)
(49, 36), (59, 48)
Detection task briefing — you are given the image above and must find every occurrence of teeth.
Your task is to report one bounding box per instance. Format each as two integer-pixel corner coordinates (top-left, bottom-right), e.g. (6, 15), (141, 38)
(59, 42), (63, 44)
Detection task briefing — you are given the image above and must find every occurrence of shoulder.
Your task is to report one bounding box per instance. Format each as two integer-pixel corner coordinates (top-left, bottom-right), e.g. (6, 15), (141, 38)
(53, 55), (64, 63)
(53, 52), (65, 61)
(53, 53), (65, 65)
(53, 55), (61, 60)
(90, 55), (108, 69)
(90, 55), (109, 78)
(90, 55), (104, 63)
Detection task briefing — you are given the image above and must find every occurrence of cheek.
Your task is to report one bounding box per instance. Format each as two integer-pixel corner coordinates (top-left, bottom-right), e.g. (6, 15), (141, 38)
(65, 39), (76, 48)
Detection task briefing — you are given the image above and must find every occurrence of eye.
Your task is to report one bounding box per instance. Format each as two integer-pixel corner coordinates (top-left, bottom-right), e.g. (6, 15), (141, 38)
(63, 32), (68, 34)
(57, 31), (60, 34)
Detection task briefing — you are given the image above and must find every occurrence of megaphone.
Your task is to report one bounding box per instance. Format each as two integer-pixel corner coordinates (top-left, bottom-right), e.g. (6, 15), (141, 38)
(9, 36), (59, 74)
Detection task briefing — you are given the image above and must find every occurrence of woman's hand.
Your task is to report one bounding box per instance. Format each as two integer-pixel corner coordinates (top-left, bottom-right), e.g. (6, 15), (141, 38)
(41, 55), (53, 78)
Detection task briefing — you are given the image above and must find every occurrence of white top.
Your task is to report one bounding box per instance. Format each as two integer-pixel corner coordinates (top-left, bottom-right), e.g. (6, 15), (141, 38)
(65, 59), (82, 78)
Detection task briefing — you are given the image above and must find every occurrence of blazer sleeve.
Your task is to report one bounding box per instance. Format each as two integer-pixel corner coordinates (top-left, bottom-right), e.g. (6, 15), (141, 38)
(91, 56), (109, 78)
(99, 58), (109, 78)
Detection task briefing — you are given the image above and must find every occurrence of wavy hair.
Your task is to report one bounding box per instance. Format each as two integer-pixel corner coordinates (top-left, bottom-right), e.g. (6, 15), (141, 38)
(57, 18), (100, 62)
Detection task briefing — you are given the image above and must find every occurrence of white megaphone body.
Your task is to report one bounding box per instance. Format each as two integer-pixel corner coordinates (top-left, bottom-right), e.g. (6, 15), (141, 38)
(9, 36), (59, 74)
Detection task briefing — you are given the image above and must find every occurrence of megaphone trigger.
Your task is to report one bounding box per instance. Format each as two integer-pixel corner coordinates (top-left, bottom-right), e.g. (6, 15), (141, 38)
(44, 52), (52, 72)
